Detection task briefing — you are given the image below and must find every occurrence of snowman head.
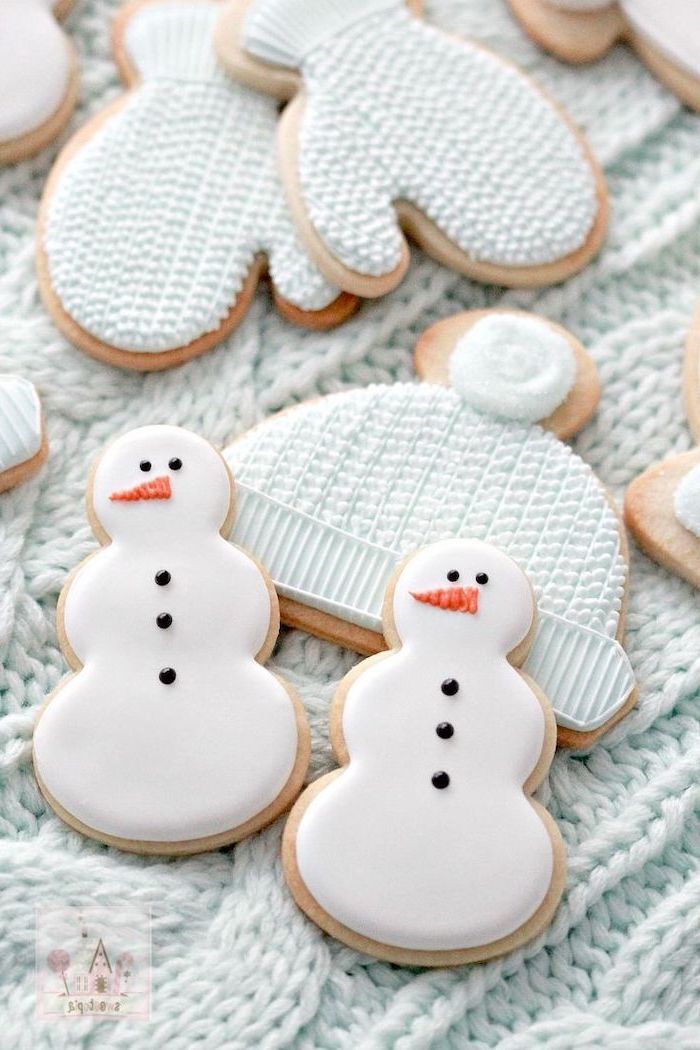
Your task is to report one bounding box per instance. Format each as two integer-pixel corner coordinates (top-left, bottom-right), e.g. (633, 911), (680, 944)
(90, 425), (233, 544)
(388, 539), (535, 657)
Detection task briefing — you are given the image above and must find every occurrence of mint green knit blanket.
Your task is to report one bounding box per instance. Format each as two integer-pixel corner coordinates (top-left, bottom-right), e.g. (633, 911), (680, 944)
(1, 0), (699, 1046)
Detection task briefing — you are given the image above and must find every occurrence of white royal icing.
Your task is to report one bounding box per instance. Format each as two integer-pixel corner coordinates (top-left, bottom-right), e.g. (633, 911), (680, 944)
(294, 539), (557, 951)
(620, 0), (700, 79)
(43, 1), (338, 355)
(0, 0), (72, 143)
(674, 464), (700, 538)
(0, 376), (43, 473)
(33, 426), (301, 844)
(242, 0), (598, 275)
(448, 315), (577, 423)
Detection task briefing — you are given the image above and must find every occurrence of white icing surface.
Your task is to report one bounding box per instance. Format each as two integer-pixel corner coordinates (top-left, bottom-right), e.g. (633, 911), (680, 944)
(673, 464), (700, 537)
(621, 0), (700, 79)
(0, 375), (43, 473)
(243, 0), (598, 274)
(0, 0), (72, 142)
(448, 315), (577, 422)
(295, 540), (556, 951)
(33, 426), (301, 843)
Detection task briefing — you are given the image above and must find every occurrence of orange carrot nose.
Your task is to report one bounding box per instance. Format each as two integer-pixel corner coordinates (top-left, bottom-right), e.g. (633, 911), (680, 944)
(410, 586), (479, 614)
(109, 475), (172, 502)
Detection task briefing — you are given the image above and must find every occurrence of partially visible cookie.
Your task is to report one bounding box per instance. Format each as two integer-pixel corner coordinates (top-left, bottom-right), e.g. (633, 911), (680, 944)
(507, 0), (700, 113)
(0, 0), (79, 166)
(0, 377), (48, 493)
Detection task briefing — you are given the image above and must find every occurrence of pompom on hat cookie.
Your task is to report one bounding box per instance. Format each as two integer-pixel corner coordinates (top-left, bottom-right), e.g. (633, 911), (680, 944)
(0, 0), (79, 165)
(507, 0), (700, 113)
(226, 310), (636, 748)
(215, 0), (608, 297)
(36, 0), (356, 372)
(626, 305), (700, 588)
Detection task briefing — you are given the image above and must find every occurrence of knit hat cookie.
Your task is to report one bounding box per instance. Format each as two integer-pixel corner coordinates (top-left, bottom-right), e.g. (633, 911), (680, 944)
(215, 0), (607, 298)
(626, 306), (700, 589)
(37, 0), (355, 372)
(0, 0), (79, 165)
(0, 377), (47, 493)
(226, 310), (636, 749)
(507, 0), (700, 113)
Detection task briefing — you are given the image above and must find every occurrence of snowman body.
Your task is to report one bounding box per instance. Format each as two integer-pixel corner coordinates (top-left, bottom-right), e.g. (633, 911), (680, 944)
(289, 539), (563, 957)
(34, 426), (304, 848)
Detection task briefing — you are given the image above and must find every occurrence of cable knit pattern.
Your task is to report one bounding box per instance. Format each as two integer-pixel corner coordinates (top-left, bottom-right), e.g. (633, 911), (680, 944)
(1, 0), (700, 1046)
(43, 1), (338, 355)
(243, 0), (599, 275)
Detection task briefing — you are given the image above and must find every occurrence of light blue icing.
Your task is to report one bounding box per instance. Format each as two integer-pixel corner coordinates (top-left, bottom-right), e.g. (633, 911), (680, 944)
(227, 383), (634, 733)
(43, 1), (338, 354)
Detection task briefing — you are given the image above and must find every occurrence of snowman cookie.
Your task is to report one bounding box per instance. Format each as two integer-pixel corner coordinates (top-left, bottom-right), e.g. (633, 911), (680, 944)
(283, 539), (566, 966)
(215, 0), (607, 297)
(625, 308), (700, 589)
(33, 425), (310, 854)
(37, 0), (355, 372)
(226, 310), (635, 748)
(507, 0), (700, 113)
(0, 376), (48, 492)
(0, 0), (79, 165)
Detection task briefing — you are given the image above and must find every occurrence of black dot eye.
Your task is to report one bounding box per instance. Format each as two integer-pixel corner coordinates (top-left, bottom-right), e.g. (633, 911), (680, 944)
(140, 460), (152, 472)
(169, 457), (182, 471)
(476, 573), (489, 585)
(446, 569), (460, 583)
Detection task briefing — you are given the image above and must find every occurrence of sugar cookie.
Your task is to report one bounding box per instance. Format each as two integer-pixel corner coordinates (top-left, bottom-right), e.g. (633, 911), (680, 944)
(226, 310), (635, 748)
(507, 0), (700, 113)
(215, 0), (607, 296)
(0, 0), (79, 166)
(0, 376), (48, 493)
(625, 308), (700, 588)
(33, 425), (310, 854)
(37, 0), (355, 372)
(283, 538), (566, 966)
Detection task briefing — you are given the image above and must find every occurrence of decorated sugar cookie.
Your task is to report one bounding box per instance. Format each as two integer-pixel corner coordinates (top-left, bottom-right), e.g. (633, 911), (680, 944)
(215, 0), (607, 297)
(283, 539), (566, 966)
(226, 310), (635, 748)
(0, 376), (48, 492)
(33, 425), (310, 854)
(37, 0), (355, 372)
(507, 0), (700, 113)
(0, 0), (79, 165)
(625, 310), (700, 589)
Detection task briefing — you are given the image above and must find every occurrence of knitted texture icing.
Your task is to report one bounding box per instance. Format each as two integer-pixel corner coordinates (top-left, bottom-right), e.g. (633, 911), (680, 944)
(228, 383), (626, 637)
(43, 1), (338, 354)
(245, 2), (598, 274)
(674, 465), (700, 537)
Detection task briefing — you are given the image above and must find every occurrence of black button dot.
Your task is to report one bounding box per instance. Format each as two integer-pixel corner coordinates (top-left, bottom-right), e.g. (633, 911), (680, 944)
(441, 678), (459, 696)
(169, 457), (182, 471)
(159, 667), (176, 685)
(436, 722), (454, 739)
(155, 570), (171, 587)
(447, 569), (460, 582)
(140, 460), (152, 472)
(156, 613), (173, 630)
(476, 572), (489, 585)
(432, 771), (450, 790)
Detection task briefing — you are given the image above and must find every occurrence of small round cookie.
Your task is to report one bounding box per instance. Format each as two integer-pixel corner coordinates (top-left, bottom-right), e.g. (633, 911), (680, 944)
(33, 425), (310, 854)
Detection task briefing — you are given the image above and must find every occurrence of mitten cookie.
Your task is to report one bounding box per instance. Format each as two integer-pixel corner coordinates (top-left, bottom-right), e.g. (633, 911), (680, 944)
(37, 0), (355, 372)
(215, 0), (607, 296)
(283, 539), (566, 966)
(33, 425), (310, 854)
(0, 376), (48, 492)
(0, 0), (78, 165)
(625, 310), (700, 588)
(226, 310), (635, 748)
(508, 0), (700, 112)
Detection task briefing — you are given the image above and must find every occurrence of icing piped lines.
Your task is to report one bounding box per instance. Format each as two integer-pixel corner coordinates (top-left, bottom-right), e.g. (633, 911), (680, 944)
(110, 476), (172, 502)
(410, 587), (479, 613)
(0, 376), (43, 474)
